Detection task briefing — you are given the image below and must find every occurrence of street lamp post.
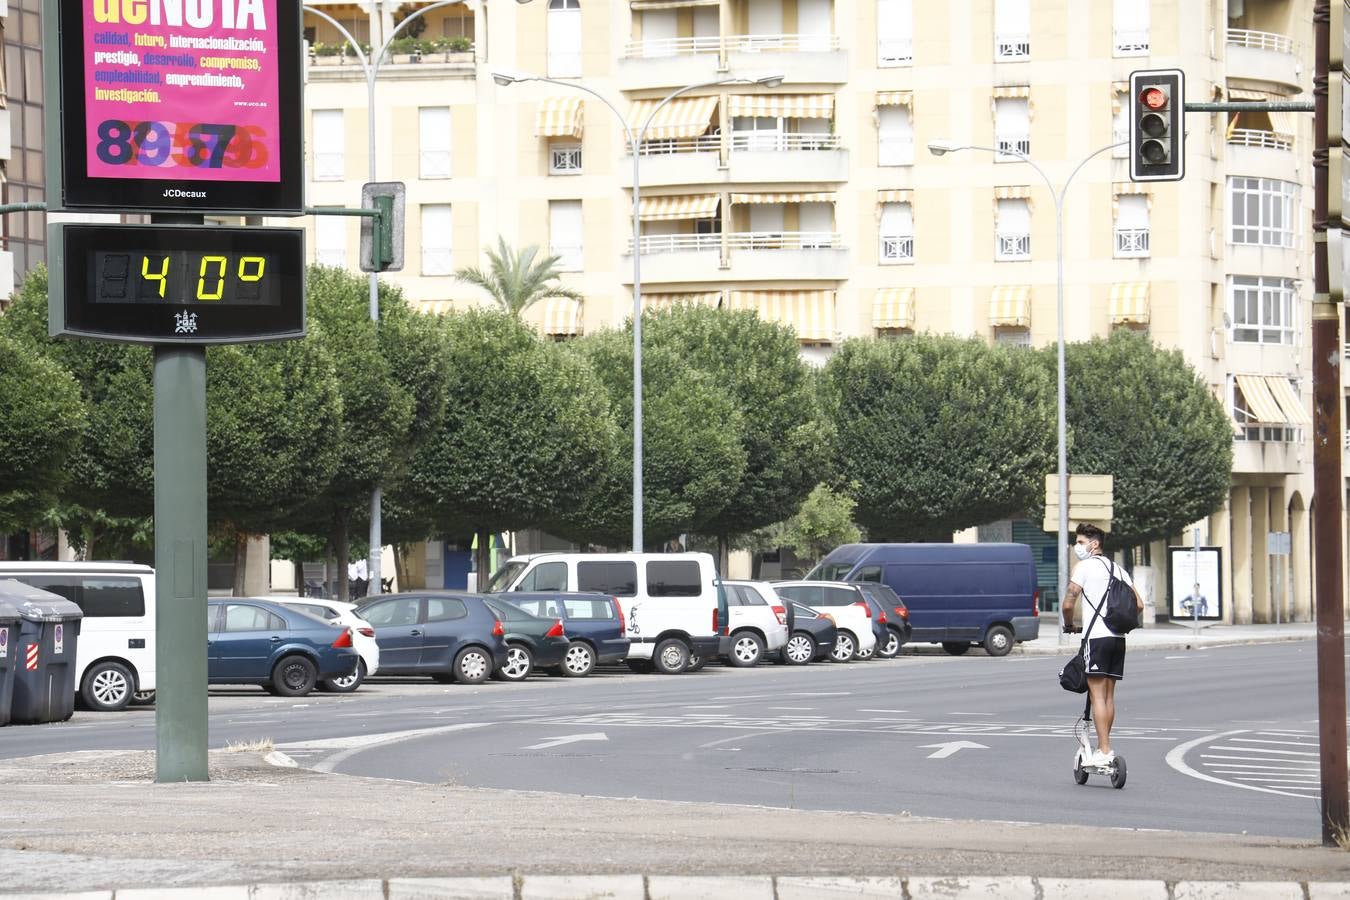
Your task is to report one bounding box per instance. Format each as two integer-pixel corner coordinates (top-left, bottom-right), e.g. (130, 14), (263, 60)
(493, 70), (783, 552)
(927, 139), (1124, 625)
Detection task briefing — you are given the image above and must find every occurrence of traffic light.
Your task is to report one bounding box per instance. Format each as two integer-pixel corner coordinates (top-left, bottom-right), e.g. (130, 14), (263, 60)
(360, 181), (406, 273)
(1129, 69), (1185, 182)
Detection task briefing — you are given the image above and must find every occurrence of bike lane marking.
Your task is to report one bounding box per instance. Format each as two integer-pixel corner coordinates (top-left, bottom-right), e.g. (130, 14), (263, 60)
(1164, 729), (1321, 798)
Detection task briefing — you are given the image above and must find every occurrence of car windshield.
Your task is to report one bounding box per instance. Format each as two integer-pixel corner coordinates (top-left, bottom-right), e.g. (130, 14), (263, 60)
(485, 599), (538, 621)
(803, 561), (856, 581)
(483, 561), (525, 593)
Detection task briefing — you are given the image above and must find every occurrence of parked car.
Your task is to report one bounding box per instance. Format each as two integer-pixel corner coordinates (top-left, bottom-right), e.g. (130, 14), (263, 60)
(853, 581), (912, 659)
(771, 581), (878, 662)
(270, 597), (380, 692)
(206, 598), (357, 697)
(717, 580), (790, 667)
(355, 592), (510, 684)
(773, 602), (838, 666)
(480, 596), (570, 682)
(806, 543), (1041, 656)
(498, 592), (630, 676)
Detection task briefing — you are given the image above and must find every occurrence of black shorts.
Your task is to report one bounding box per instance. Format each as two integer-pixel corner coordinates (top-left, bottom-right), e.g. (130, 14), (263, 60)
(1085, 637), (1126, 680)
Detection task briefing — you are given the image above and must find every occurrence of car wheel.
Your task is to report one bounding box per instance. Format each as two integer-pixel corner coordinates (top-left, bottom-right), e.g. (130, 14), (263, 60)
(830, 631), (857, 663)
(983, 625), (1014, 657)
(686, 654), (707, 672)
(728, 631), (765, 668)
(782, 632), (815, 666)
(942, 642), (972, 656)
(322, 659), (367, 693)
(270, 655), (318, 697)
(453, 647), (491, 684)
(653, 638), (689, 674)
(625, 659), (654, 674)
(856, 642), (875, 661)
(80, 661), (134, 712)
(131, 690), (156, 706)
(559, 641), (596, 677)
(877, 630), (901, 659)
(494, 644), (534, 682)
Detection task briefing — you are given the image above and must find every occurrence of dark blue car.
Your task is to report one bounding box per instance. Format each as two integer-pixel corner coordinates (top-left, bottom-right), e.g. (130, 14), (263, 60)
(499, 591), (631, 677)
(356, 592), (511, 684)
(207, 598), (358, 697)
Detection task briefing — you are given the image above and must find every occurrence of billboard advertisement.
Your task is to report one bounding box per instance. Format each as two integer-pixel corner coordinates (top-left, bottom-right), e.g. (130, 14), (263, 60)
(1167, 546), (1224, 621)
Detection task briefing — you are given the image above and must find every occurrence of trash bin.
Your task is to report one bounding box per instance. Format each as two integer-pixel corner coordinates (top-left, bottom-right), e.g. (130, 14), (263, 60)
(0, 580), (83, 725)
(0, 598), (20, 727)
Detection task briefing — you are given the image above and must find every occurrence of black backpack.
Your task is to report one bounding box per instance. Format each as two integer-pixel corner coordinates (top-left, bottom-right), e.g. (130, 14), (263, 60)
(1098, 558), (1140, 634)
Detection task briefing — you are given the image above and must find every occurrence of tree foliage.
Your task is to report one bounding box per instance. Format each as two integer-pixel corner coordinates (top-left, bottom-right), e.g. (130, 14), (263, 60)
(822, 335), (1056, 540)
(455, 236), (583, 319)
(779, 483), (863, 568)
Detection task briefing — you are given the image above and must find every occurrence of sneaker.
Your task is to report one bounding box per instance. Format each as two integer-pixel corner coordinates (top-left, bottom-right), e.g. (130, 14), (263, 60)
(1089, 749), (1115, 767)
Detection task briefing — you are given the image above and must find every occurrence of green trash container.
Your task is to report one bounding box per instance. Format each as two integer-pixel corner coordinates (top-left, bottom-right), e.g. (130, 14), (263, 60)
(0, 598), (19, 727)
(1, 580), (83, 725)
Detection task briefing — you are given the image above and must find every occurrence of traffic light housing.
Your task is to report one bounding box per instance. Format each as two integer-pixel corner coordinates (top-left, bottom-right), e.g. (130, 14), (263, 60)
(360, 181), (406, 273)
(1129, 69), (1185, 182)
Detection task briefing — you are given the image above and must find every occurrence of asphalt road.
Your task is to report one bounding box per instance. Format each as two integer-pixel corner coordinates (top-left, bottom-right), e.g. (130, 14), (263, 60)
(1, 641), (1338, 840)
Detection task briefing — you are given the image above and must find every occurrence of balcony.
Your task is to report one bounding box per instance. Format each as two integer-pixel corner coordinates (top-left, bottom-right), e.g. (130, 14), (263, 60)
(617, 37), (720, 91)
(1227, 128), (1293, 152)
(619, 34), (846, 89)
(623, 232), (848, 283)
(1233, 433), (1303, 474)
(996, 233), (1031, 260)
(306, 45), (476, 83)
(1114, 228), (1150, 258)
(878, 36), (913, 66)
(621, 133), (849, 187)
(1227, 127), (1297, 179)
(995, 137), (1031, 162)
(994, 33), (1030, 61)
(1226, 29), (1301, 93)
(880, 234), (914, 263)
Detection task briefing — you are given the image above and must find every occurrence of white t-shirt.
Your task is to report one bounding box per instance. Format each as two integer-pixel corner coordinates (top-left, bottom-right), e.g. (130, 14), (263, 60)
(1069, 555), (1135, 641)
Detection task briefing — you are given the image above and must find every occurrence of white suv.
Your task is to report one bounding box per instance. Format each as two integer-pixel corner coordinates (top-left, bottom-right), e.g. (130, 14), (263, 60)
(771, 581), (878, 662)
(718, 580), (789, 667)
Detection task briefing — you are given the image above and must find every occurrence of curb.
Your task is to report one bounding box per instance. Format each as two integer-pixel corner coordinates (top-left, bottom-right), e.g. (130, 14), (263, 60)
(5, 875), (1349, 898)
(1014, 633), (1315, 656)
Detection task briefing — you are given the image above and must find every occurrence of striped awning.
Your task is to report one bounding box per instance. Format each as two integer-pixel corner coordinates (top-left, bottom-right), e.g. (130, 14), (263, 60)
(1265, 376), (1311, 425)
(728, 93), (834, 118)
(873, 287), (915, 329)
(992, 85), (1031, 99)
(1227, 88), (1297, 135)
(878, 189), (912, 203)
(631, 0), (718, 7)
(725, 289), (836, 342)
(1108, 282), (1150, 325)
(628, 95), (719, 141)
(729, 192), (836, 205)
(994, 185), (1031, 200)
(989, 286), (1031, 327)
(642, 291), (723, 311)
(414, 299), (457, 315)
(876, 91), (913, 108)
(536, 97), (583, 139)
(637, 194), (720, 221)
(540, 298), (584, 336)
(1234, 375), (1286, 425)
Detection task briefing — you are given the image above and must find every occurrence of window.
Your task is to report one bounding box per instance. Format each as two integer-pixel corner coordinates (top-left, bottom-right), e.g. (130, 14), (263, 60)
(994, 0), (1030, 59)
(419, 107), (451, 179)
(549, 200), (583, 272)
(15, 576), (145, 617)
(519, 562), (567, 592)
(312, 109), (344, 181)
(994, 97), (1030, 160)
(291, 603), (339, 621)
(854, 565), (882, 583)
(1114, 194), (1150, 257)
(773, 584), (823, 605)
(547, 0), (582, 78)
(1112, 87), (1129, 157)
(562, 597), (616, 619)
(550, 143), (582, 174)
(315, 212), (347, 268)
(996, 198), (1031, 260)
(577, 561), (637, 596)
(421, 204), (453, 275)
(1113, 0), (1150, 56)
(1233, 380), (1298, 443)
(877, 106), (913, 166)
(1231, 275), (1297, 344)
(426, 597), (468, 621)
(223, 604), (285, 632)
(995, 327), (1032, 347)
(879, 201), (914, 263)
(361, 597), (419, 627)
(1229, 177), (1297, 248)
(645, 561), (701, 597)
(876, 0), (913, 65)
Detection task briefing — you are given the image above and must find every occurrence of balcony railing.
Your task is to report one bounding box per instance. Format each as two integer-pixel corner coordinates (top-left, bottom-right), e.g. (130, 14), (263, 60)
(1227, 28), (1295, 54)
(994, 34), (1030, 59)
(1115, 228), (1150, 256)
(1228, 128), (1294, 151)
(629, 233), (722, 255)
(730, 132), (842, 152)
(725, 34), (841, 53)
(631, 135), (721, 156)
(878, 36), (913, 65)
(727, 231), (842, 250)
(995, 137), (1031, 160)
(1113, 29), (1150, 55)
(622, 35), (722, 58)
(996, 233), (1031, 259)
(880, 235), (914, 262)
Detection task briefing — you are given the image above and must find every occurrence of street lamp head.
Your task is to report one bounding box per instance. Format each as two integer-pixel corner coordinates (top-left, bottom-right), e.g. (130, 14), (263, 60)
(927, 139), (965, 156)
(492, 70), (522, 86)
(755, 74), (785, 87)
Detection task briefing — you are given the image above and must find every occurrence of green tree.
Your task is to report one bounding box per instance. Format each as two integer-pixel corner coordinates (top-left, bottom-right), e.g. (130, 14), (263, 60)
(1058, 329), (1232, 549)
(454, 236), (583, 319)
(643, 305), (829, 560)
(554, 326), (747, 549)
(392, 310), (616, 579)
(822, 335), (1056, 540)
(779, 483), (863, 569)
(0, 333), (86, 532)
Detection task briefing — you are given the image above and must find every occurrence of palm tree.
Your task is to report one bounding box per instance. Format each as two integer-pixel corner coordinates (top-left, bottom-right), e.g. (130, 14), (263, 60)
(455, 236), (584, 319)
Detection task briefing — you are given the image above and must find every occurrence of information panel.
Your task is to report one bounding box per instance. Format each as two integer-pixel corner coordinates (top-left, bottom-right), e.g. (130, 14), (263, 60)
(51, 222), (306, 343)
(1166, 546), (1224, 621)
(51, 0), (303, 213)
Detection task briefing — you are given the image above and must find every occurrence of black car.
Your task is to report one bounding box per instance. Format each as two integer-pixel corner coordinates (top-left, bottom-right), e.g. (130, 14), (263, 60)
(774, 602), (838, 666)
(481, 596), (571, 681)
(499, 592), (631, 676)
(854, 581), (912, 659)
(356, 592), (511, 685)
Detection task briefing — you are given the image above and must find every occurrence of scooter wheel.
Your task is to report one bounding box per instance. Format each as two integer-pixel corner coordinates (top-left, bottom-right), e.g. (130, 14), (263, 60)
(1109, 755), (1127, 789)
(1073, 756), (1088, 785)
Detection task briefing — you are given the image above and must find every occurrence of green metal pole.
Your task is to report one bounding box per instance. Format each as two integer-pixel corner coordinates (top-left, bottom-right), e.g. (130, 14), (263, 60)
(154, 345), (209, 782)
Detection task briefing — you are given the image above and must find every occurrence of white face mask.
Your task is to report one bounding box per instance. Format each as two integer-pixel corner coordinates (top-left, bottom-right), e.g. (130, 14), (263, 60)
(1073, 544), (1092, 561)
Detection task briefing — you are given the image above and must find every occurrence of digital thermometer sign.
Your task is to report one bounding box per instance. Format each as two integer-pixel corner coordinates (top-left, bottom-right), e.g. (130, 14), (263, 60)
(50, 222), (305, 343)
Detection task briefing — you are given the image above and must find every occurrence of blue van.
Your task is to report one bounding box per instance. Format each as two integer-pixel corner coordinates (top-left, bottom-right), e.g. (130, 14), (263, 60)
(805, 543), (1040, 656)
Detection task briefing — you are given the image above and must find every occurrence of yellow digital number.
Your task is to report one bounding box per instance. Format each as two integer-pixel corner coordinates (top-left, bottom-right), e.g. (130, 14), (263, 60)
(141, 255), (169, 299)
(238, 256), (265, 281)
(196, 255), (227, 301)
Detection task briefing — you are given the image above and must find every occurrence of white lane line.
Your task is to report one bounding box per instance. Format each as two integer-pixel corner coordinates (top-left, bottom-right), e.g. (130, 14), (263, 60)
(1209, 745), (1318, 757)
(788, 692), (850, 697)
(684, 705), (729, 709)
(858, 709), (909, 714)
(950, 712), (993, 717)
(1202, 762), (1320, 771)
(1230, 775), (1320, 782)
(777, 715), (828, 719)
(769, 707), (817, 711)
(277, 722), (491, 774)
(1234, 720), (1281, 725)
(1166, 730), (1320, 799)
(1164, 656), (1191, 660)
(711, 695), (773, 701)
(1255, 730), (1315, 737)
(1229, 737), (1319, 747)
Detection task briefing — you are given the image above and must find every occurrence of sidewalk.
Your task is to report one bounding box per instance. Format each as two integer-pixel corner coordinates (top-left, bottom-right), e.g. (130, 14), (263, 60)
(1016, 620), (1321, 656)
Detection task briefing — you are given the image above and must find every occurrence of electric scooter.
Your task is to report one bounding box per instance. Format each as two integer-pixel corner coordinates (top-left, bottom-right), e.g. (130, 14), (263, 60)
(1071, 698), (1126, 788)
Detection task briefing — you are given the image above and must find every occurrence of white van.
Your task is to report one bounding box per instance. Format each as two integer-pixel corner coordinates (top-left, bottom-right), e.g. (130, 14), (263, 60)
(486, 552), (723, 674)
(0, 562), (155, 711)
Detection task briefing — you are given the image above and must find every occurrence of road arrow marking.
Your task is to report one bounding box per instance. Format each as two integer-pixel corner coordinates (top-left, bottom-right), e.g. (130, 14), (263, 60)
(919, 740), (989, 759)
(525, 732), (609, 750)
